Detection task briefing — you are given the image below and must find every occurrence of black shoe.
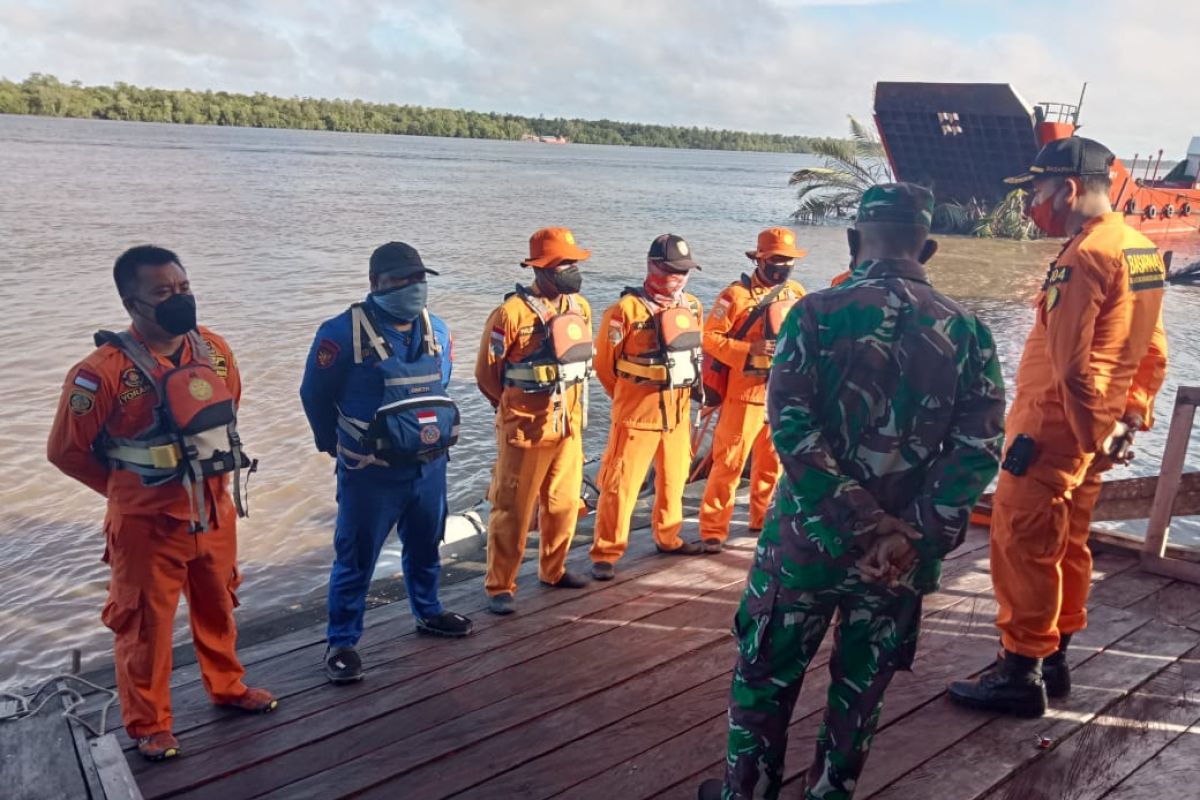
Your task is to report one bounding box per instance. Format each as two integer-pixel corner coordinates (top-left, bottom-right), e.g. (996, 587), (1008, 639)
(488, 592), (515, 615)
(748, 527), (762, 536)
(1043, 633), (1072, 698)
(657, 540), (704, 556)
(592, 561), (615, 581)
(697, 778), (723, 800)
(416, 611), (474, 638)
(542, 570), (589, 589)
(948, 650), (1047, 718)
(324, 646), (364, 684)
(702, 537), (723, 554)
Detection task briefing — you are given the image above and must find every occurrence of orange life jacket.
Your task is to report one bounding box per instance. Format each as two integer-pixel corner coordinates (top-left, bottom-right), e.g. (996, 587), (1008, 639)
(503, 287), (594, 392)
(95, 329), (255, 532)
(615, 290), (703, 388)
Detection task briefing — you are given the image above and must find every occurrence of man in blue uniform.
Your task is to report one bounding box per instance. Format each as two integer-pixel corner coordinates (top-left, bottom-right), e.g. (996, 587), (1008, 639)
(301, 241), (473, 684)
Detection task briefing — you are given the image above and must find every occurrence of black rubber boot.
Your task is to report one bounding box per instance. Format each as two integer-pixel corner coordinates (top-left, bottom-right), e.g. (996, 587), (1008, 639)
(696, 778), (723, 800)
(1043, 633), (1072, 699)
(947, 650), (1047, 718)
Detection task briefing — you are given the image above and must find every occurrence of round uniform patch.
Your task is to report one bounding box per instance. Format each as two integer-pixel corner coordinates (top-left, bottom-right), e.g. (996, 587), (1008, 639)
(783, 233), (795, 246)
(566, 322), (583, 341)
(69, 389), (95, 416)
(189, 378), (214, 401)
(675, 311), (692, 329)
(565, 232), (576, 244)
(420, 424), (441, 445)
(608, 326), (622, 345)
(121, 368), (144, 388)
(712, 305), (726, 321)
(677, 240), (689, 256)
(1044, 286), (1060, 313)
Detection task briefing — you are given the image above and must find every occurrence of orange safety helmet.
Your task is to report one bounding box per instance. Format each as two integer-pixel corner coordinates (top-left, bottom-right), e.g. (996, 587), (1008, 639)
(746, 227), (807, 261)
(521, 227), (592, 268)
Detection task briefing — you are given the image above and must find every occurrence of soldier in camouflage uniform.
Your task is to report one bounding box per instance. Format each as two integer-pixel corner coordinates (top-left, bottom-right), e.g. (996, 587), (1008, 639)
(698, 183), (1006, 800)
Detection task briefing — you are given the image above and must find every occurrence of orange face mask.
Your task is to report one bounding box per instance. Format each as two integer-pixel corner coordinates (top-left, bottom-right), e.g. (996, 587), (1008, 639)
(1028, 180), (1074, 237)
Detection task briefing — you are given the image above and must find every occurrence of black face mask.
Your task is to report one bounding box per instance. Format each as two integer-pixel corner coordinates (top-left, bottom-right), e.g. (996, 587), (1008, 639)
(139, 293), (197, 336)
(761, 263), (793, 286)
(540, 265), (583, 296)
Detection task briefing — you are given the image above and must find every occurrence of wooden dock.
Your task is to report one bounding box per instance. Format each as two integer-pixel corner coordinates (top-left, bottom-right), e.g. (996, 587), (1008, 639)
(71, 518), (1200, 799)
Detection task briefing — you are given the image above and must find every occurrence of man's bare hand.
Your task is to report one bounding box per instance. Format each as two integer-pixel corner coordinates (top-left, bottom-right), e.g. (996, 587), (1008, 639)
(749, 339), (776, 357)
(875, 514), (922, 542)
(858, 533), (918, 587)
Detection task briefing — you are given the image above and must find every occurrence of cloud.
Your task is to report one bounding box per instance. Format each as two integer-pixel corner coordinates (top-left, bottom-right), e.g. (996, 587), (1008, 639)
(0, 0), (1196, 156)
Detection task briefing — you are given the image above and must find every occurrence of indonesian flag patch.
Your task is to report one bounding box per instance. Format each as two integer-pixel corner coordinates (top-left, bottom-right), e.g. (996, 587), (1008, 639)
(416, 410), (438, 426)
(73, 369), (101, 392)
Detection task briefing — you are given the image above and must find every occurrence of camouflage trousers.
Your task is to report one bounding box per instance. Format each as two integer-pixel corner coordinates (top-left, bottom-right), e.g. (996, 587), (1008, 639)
(722, 566), (922, 800)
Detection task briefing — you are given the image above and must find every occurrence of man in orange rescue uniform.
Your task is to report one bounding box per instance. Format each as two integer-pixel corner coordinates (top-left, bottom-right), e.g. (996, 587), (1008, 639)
(590, 234), (706, 580)
(47, 246), (275, 762)
(698, 227), (806, 551)
(476, 227), (595, 615)
(950, 137), (1168, 717)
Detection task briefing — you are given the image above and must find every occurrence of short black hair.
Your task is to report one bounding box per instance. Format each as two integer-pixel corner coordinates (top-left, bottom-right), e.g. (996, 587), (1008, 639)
(856, 221), (928, 258)
(1077, 173), (1113, 194)
(113, 245), (182, 297)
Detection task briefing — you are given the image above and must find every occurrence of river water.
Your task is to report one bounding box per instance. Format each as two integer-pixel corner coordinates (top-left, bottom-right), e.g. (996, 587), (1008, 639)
(1, 115), (1197, 691)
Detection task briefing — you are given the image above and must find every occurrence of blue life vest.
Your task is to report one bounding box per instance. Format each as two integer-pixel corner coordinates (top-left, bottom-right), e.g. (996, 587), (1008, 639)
(335, 304), (459, 467)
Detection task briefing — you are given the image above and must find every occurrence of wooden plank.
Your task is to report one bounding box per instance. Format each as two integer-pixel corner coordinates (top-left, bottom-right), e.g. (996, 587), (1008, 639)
(1143, 388), (1198, 557)
(551, 570), (1000, 800)
(61, 682), (106, 800)
(1101, 720), (1200, 799)
(1088, 569), (1176, 609)
(90, 734), (143, 800)
(108, 523), (727, 747)
(1089, 473), (1200, 522)
(213, 580), (750, 800)
(977, 644), (1200, 800)
(133, 544), (753, 791)
(1141, 553), (1200, 585)
(865, 619), (1200, 800)
(462, 558), (996, 800)
(85, 511), (694, 696)
(141, 553), (754, 799)
(1127, 580), (1200, 626)
(0, 708), (90, 800)
(813, 602), (1152, 799)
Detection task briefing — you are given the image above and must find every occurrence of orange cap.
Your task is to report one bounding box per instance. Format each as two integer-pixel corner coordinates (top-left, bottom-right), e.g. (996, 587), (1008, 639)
(521, 227), (592, 268)
(746, 227), (806, 261)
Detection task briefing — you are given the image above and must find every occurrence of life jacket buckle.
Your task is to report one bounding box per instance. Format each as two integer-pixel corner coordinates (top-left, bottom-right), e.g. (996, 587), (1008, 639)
(148, 443), (181, 469)
(532, 363), (559, 383)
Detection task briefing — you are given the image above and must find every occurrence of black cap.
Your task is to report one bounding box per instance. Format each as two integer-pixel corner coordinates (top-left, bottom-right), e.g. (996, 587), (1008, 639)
(1006, 137), (1116, 185)
(647, 234), (701, 272)
(369, 242), (439, 278)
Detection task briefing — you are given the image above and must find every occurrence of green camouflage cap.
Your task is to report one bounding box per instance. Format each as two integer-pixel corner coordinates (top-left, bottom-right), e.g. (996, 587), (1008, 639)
(856, 182), (935, 227)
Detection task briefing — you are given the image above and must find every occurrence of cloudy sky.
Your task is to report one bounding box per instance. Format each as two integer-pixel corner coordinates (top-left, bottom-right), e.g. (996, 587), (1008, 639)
(1, 0), (1196, 156)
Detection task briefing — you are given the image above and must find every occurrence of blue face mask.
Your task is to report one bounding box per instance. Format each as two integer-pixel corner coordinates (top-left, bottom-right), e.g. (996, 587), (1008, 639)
(371, 281), (428, 322)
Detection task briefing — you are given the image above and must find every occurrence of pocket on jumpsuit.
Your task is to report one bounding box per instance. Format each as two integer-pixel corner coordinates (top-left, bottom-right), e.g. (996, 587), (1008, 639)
(101, 582), (144, 635)
(733, 571), (779, 669)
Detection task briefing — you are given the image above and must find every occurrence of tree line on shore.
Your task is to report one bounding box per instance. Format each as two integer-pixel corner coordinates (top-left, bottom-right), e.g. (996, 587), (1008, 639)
(0, 74), (847, 154)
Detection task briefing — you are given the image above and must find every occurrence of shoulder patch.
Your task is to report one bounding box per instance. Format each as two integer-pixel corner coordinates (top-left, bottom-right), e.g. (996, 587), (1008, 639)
(69, 389), (95, 416)
(1044, 285), (1062, 313)
(1042, 264), (1072, 288)
(315, 338), (340, 368)
(73, 368), (102, 392)
(1124, 248), (1166, 292)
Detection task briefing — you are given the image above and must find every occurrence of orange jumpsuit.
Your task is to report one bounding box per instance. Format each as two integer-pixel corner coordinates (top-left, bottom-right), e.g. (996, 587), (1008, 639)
(992, 211), (1168, 658)
(476, 291), (592, 595)
(590, 292), (703, 563)
(699, 275), (805, 540)
(47, 326), (249, 738)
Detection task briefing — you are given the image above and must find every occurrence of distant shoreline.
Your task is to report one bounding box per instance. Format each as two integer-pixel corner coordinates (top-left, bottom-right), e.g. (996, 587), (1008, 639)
(0, 73), (859, 155)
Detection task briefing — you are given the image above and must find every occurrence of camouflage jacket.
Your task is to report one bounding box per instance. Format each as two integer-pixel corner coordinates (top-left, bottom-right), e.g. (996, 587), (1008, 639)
(763, 257), (1005, 594)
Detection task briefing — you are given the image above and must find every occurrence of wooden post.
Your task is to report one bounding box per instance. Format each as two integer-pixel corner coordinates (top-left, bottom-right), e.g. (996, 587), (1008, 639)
(1141, 386), (1200, 583)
